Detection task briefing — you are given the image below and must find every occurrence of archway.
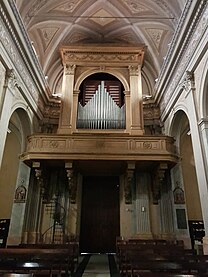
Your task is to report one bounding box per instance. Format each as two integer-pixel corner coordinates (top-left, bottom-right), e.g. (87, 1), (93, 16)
(170, 110), (203, 248)
(0, 108), (32, 245)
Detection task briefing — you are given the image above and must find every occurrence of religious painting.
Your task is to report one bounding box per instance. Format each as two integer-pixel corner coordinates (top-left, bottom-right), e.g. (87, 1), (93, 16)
(173, 182), (185, 204)
(14, 185), (27, 203)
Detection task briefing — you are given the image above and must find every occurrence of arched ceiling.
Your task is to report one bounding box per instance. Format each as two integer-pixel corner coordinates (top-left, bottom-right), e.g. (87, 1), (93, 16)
(15, 0), (185, 95)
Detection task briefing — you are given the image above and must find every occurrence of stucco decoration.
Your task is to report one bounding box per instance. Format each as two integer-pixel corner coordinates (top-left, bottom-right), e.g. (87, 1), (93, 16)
(38, 27), (59, 51)
(159, 1), (207, 112)
(122, 0), (150, 13)
(25, 0), (48, 25)
(52, 0), (81, 13)
(146, 28), (166, 50)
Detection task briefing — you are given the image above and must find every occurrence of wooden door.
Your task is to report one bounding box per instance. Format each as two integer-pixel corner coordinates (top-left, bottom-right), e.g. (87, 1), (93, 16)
(80, 176), (120, 253)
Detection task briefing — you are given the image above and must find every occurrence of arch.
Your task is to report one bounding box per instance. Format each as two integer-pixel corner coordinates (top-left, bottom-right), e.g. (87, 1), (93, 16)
(167, 103), (189, 138)
(74, 68), (130, 92)
(169, 109), (202, 238)
(10, 104), (33, 152)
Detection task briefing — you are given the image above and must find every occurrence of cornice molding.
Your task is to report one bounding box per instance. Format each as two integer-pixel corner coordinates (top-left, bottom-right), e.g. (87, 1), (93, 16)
(0, 0), (57, 118)
(155, 0), (208, 114)
(60, 45), (146, 67)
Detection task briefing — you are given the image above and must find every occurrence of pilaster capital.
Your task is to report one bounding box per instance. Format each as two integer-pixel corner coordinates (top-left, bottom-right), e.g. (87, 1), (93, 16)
(6, 69), (19, 89)
(64, 64), (76, 75)
(128, 65), (141, 76)
(180, 71), (195, 92)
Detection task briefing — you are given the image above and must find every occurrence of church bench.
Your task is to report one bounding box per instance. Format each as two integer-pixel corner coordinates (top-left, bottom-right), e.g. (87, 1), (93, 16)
(116, 241), (187, 276)
(130, 273), (202, 277)
(130, 257), (208, 277)
(8, 242), (80, 267)
(0, 248), (75, 276)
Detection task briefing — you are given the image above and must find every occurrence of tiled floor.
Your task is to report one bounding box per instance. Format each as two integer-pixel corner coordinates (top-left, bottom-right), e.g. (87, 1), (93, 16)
(82, 254), (110, 276)
(74, 254), (120, 277)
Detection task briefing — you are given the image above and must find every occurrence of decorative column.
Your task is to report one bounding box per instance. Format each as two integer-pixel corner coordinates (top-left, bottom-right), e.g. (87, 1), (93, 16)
(35, 167), (45, 243)
(128, 65), (144, 135)
(181, 71), (208, 253)
(65, 162), (77, 236)
(0, 62), (6, 119)
(27, 162), (44, 244)
(120, 162), (135, 237)
(0, 69), (18, 167)
(66, 168), (77, 205)
(58, 64), (76, 134)
(71, 90), (80, 132)
(151, 163), (173, 239)
(199, 118), (208, 171)
(124, 90), (131, 133)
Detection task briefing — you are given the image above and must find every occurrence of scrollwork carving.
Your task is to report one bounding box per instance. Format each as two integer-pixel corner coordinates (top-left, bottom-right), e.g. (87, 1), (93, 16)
(66, 169), (77, 204)
(128, 65), (140, 76)
(125, 170), (134, 204)
(143, 142), (152, 149)
(65, 64), (76, 75)
(6, 69), (18, 88)
(180, 71), (195, 92)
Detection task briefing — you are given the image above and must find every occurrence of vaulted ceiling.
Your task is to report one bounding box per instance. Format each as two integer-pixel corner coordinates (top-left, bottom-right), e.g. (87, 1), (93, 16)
(15, 0), (185, 96)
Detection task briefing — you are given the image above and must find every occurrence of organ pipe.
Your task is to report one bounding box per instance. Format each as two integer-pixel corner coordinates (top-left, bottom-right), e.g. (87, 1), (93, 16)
(77, 81), (125, 129)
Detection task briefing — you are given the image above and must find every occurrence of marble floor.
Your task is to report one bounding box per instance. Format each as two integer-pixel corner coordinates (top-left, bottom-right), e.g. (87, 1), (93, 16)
(82, 254), (110, 276)
(74, 254), (120, 277)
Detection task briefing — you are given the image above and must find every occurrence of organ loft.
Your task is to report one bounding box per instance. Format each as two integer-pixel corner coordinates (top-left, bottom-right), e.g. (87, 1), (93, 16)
(19, 44), (177, 253)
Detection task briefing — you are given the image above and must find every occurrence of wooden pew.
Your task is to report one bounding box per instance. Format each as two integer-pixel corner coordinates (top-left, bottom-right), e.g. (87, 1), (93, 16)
(115, 238), (205, 277)
(128, 251), (208, 277)
(0, 247), (75, 276)
(130, 273), (201, 277)
(9, 241), (79, 268)
(116, 240), (186, 276)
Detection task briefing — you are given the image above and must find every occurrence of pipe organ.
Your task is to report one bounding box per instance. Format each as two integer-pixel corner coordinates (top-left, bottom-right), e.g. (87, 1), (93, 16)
(77, 81), (125, 129)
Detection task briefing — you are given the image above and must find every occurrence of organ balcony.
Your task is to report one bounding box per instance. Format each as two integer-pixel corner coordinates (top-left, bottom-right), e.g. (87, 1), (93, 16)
(20, 133), (178, 166)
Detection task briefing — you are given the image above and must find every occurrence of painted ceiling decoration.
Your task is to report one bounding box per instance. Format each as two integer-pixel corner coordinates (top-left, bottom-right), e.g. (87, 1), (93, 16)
(16, 0), (183, 96)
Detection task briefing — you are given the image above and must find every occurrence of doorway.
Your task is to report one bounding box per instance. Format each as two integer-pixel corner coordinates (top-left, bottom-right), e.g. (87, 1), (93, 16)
(80, 176), (120, 253)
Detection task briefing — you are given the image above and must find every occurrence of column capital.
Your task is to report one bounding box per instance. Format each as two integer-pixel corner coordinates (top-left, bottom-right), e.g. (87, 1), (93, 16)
(64, 64), (76, 75)
(6, 69), (19, 89)
(128, 65), (141, 76)
(180, 70), (195, 92)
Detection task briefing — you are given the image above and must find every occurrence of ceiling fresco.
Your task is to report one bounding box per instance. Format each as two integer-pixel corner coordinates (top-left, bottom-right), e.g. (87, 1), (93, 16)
(15, 0), (185, 95)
